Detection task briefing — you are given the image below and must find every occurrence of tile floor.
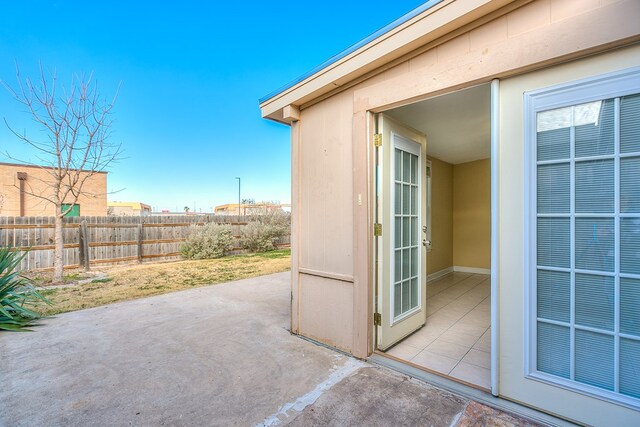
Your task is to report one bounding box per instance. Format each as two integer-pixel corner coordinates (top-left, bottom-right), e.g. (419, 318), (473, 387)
(384, 272), (491, 390)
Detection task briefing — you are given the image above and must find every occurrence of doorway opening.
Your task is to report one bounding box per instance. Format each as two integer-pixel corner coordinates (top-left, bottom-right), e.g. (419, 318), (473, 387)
(374, 83), (492, 390)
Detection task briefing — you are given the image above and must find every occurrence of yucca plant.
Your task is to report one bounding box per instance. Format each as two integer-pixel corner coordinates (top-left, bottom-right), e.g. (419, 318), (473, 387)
(0, 247), (51, 331)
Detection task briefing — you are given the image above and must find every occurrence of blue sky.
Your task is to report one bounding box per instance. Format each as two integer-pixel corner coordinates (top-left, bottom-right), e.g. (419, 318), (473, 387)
(0, 1), (424, 212)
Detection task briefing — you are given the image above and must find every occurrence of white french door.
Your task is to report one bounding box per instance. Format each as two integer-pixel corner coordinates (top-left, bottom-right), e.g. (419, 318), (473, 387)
(376, 114), (427, 350)
(525, 67), (640, 410)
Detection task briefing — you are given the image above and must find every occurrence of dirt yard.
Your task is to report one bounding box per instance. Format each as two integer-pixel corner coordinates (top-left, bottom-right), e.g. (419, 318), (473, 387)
(32, 249), (291, 315)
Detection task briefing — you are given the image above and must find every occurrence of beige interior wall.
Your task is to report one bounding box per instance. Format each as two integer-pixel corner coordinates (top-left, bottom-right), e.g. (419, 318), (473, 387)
(453, 159), (491, 269)
(425, 156), (491, 275)
(426, 156), (453, 275)
(499, 44), (640, 426)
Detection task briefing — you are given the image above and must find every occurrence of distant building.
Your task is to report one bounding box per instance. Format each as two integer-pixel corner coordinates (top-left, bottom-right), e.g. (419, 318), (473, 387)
(107, 201), (152, 216)
(214, 202), (291, 216)
(0, 162), (107, 217)
(149, 210), (208, 216)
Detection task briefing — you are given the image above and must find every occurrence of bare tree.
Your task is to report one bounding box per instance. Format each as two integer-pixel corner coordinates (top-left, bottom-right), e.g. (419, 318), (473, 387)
(2, 64), (121, 282)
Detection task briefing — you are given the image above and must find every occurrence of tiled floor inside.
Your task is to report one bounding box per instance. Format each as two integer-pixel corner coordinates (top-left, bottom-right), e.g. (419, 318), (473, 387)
(384, 272), (491, 389)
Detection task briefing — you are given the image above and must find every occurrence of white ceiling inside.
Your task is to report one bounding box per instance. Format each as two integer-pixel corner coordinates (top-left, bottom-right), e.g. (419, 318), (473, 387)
(385, 84), (491, 165)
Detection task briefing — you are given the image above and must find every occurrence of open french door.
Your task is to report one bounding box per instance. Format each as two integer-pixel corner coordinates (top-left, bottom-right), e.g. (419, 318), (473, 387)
(376, 114), (428, 351)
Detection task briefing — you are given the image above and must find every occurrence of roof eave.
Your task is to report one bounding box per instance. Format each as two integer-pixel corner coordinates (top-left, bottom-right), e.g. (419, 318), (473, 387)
(259, 0), (518, 123)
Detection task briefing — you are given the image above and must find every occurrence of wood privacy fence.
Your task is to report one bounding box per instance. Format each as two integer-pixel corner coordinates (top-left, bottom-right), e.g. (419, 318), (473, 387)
(0, 215), (290, 271)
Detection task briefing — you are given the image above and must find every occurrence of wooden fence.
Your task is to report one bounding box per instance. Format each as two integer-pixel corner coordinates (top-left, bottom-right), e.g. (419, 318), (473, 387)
(0, 215), (290, 271)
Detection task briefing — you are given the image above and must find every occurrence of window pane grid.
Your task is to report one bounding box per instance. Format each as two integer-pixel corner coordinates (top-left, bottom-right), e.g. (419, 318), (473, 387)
(620, 332), (640, 342)
(538, 319), (640, 343)
(538, 153), (619, 166)
(393, 147), (420, 320)
(538, 266), (640, 281)
(569, 115), (576, 381)
(614, 96), (621, 393)
(535, 94), (640, 401)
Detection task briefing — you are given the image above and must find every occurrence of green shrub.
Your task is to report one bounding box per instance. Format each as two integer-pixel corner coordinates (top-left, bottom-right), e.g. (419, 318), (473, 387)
(0, 247), (51, 332)
(240, 211), (290, 253)
(180, 223), (235, 259)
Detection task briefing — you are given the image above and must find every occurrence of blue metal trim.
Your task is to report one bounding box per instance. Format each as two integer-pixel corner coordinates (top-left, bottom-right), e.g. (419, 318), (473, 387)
(259, 0), (445, 104)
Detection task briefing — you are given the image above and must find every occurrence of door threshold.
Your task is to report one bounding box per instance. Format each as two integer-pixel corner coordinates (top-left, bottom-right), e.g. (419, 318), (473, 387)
(373, 350), (490, 393)
(368, 352), (579, 427)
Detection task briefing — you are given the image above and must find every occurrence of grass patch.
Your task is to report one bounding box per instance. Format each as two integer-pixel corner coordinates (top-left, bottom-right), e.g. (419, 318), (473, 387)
(254, 249), (291, 259)
(35, 249), (291, 316)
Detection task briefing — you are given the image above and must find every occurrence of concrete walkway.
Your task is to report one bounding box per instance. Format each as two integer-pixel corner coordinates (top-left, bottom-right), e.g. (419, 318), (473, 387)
(1, 272), (542, 427)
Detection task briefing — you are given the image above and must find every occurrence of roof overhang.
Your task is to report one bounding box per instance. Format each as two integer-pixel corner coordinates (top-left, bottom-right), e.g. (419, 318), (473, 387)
(259, 0), (519, 124)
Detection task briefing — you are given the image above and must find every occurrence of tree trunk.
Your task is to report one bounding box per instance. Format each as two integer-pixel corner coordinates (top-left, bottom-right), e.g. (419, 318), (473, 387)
(53, 209), (64, 283)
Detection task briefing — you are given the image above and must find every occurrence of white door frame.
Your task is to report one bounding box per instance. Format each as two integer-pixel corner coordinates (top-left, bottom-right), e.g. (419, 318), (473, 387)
(370, 82), (499, 396)
(375, 114), (428, 351)
(490, 78), (500, 397)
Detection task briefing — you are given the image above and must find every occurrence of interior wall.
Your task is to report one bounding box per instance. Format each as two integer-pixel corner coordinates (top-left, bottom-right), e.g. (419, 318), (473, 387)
(426, 156), (453, 275)
(453, 159), (491, 269)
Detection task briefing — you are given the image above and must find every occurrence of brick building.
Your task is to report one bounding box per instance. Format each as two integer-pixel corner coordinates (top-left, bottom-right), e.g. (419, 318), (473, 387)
(0, 162), (107, 216)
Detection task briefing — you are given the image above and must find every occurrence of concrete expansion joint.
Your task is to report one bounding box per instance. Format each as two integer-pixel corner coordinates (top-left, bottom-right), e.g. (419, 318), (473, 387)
(448, 406), (465, 427)
(254, 358), (366, 427)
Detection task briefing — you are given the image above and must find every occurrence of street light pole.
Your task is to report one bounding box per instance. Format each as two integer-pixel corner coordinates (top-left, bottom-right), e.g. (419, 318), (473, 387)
(235, 177), (241, 218)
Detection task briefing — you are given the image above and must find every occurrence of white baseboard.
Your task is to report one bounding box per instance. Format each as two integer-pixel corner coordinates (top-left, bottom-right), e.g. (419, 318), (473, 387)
(426, 267), (453, 282)
(453, 266), (491, 275)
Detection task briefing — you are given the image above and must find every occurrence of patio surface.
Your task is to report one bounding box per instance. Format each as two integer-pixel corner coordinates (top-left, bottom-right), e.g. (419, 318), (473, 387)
(2, 272), (544, 426)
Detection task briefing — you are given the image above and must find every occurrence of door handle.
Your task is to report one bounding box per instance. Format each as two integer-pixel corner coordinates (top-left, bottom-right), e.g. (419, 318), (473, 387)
(422, 239), (432, 247)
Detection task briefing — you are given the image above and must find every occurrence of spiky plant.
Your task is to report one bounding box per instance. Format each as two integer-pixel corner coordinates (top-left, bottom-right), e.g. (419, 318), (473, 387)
(0, 247), (51, 331)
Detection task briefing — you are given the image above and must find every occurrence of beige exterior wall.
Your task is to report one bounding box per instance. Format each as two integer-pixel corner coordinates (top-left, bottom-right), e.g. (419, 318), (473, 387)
(0, 163), (107, 217)
(290, 0), (638, 354)
(427, 156), (453, 275)
(498, 43), (640, 426)
(453, 159), (491, 269)
(294, 90), (355, 353)
(352, 0), (639, 112)
(285, 3), (639, 421)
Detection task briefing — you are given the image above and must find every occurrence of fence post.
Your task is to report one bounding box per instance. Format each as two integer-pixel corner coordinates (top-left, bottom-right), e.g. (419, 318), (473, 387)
(137, 223), (143, 263)
(78, 220), (90, 271)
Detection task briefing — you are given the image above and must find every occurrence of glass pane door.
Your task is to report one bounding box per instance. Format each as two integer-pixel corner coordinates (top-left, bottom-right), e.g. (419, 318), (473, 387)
(393, 146), (420, 319)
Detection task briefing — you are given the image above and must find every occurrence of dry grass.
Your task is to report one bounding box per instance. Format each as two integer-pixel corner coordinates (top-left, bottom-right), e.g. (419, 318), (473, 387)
(34, 249), (291, 316)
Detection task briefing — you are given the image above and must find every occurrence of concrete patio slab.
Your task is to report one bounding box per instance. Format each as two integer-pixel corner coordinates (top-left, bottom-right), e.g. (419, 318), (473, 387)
(1, 272), (545, 427)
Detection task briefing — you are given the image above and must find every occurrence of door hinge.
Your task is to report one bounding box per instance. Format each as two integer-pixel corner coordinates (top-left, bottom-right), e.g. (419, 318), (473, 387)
(373, 133), (382, 147)
(373, 312), (381, 326)
(374, 223), (382, 236)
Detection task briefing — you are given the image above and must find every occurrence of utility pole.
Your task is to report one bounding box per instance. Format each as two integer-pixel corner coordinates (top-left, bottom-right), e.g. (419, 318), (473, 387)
(235, 177), (241, 218)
